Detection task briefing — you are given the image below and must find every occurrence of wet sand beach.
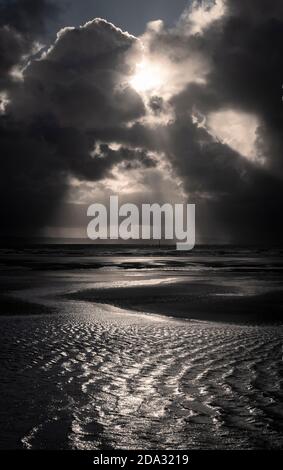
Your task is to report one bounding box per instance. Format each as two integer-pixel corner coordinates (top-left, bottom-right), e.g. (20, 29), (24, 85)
(0, 245), (282, 449)
(67, 282), (283, 324)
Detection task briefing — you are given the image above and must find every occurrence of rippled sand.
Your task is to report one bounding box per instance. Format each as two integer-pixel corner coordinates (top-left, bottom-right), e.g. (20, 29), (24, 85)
(0, 301), (282, 450)
(0, 246), (282, 449)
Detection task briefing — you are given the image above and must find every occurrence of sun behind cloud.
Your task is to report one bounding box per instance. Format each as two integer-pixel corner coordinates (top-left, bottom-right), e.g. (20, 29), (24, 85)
(129, 60), (163, 93)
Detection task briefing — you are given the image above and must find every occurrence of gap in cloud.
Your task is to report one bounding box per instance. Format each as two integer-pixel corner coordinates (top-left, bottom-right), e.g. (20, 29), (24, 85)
(206, 109), (263, 164)
(179, 0), (226, 35)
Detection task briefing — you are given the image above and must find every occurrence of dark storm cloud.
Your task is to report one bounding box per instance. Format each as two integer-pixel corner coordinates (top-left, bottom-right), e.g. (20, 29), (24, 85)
(184, 0), (283, 242)
(131, 0), (283, 243)
(203, 0), (283, 173)
(149, 96), (164, 115)
(1, 0), (283, 242)
(0, 0), (60, 91)
(0, 0), (59, 36)
(0, 15), (149, 236)
(12, 19), (144, 128)
(228, 0), (283, 20)
(162, 113), (283, 243)
(0, 25), (25, 90)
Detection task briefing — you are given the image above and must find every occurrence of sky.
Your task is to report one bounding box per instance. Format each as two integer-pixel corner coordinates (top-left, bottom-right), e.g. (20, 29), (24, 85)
(1, 0), (283, 243)
(54, 0), (190, 36)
